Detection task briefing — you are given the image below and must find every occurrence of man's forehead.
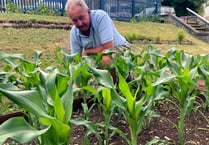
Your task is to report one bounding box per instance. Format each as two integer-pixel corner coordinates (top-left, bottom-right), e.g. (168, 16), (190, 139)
(69, 5), (85, 15)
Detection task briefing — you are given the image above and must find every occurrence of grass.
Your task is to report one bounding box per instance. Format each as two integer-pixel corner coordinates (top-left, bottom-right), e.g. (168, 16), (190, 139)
(0, 28), (70, 68)
(0, 13), (209, 67)
(0, 13), (71, 23)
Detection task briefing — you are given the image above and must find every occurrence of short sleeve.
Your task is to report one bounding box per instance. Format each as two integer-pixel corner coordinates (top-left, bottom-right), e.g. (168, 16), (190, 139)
(94, 11), (114, 44)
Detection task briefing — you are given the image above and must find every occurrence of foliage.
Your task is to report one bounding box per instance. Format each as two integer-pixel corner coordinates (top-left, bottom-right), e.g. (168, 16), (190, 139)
(0, 45), (209, 145)
(161, 0), (206, 16)
(0, 50), (98, 145)
(140, 15), (165, 23)
(177, 28), (186, 44)
(4, 1), (64, 16)
(5, 0), (22, 13)
(35, 3), (56, 16)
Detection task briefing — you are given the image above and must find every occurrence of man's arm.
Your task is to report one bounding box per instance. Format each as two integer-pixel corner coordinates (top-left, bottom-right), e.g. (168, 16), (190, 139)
(83, 41), (114, 56)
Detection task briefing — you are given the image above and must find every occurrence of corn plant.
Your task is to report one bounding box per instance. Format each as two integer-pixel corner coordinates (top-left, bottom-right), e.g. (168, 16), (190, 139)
(0, 68), (73, 144)
(0, 51), (42, 89)
(96, 87), (117, 145)
(89, 49), (170, 145)
(0, 51), (100, 145)
(155, 49), (200, 145)
(197, 54), (209, 110)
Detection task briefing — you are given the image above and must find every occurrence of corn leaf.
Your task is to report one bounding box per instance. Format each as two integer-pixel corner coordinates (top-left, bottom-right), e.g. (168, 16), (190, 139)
(0, 117), (50, 144)
(0, 84), (51, 119)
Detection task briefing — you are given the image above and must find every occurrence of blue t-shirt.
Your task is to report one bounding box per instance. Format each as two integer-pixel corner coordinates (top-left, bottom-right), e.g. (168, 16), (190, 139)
(70, 10), (128, 54)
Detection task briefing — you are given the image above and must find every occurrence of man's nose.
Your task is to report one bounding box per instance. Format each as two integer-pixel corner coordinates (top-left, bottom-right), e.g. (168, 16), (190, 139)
(77, 19), (83, 26)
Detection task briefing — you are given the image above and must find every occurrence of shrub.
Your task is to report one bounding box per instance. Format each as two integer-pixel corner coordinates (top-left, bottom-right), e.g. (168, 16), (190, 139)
(5, 0), (22, 13)
(177, 28), (186, 44)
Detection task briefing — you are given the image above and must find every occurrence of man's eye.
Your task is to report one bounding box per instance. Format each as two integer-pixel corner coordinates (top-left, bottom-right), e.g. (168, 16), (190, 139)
(72, 19), (77, 23)
(79, 16), (84, 20)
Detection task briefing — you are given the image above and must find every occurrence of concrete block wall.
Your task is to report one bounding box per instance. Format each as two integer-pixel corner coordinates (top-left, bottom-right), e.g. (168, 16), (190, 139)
(163, 14), (209, 43)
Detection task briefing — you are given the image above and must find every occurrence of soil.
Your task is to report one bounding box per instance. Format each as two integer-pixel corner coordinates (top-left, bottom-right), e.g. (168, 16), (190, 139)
(2, 80), (209, 145)
(68, 80), (209, 145)
(69, 99), (209, 145)
(0, 20), (72, 30)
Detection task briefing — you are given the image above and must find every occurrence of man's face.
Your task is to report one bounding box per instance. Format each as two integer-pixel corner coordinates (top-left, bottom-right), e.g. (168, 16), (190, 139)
(68, 5), (90, 32)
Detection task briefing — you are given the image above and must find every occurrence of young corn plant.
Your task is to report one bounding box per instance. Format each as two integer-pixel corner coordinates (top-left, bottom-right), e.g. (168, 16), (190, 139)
(0, 51), (100, 145)
(90, 50), (170, 145)
(197, 54), (209, 110)
(157, 49), (200, 145)
(95, 86), (120, 145)
(0, 68), (73, 144)
(0, 51), (42, 89)
(89, 67), (130, 144)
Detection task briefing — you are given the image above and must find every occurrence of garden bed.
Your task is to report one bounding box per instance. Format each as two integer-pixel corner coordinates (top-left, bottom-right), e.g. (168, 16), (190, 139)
(69, 99), (209, 145)
(0, 20), (72, 30)
(3, 96), (209, 145)
(70, 80), (209, 145)
(3, 79), (209, 145)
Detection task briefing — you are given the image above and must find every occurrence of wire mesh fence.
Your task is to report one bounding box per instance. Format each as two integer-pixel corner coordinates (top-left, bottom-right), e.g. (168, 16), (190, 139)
(0, 0), (161, 20)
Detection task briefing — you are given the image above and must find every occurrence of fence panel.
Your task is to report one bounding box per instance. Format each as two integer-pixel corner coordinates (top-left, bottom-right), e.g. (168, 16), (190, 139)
(0, 0), (161, 20)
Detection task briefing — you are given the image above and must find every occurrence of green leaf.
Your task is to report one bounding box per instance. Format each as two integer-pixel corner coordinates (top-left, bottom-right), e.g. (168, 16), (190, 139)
(102, 88), (112, 109)
(20, 59), (36, 74)
(0, 51), (25, 60)
(167, 58), (182, 75)
(0, 85), (51, 119)
(71, 118), (102, 143)
(45, 71), (66, 122)
(118, 72), (135, 115)
(50, 119), (71, 143)
(0, 117), (50, 144)
(34, 51), (42, 66)
(62, 81), (73, 123)
(0, 83), (20, 90)
(153, 72), (176, 86)
(90, 68), (114, 89)
(145, 137), (169, 145)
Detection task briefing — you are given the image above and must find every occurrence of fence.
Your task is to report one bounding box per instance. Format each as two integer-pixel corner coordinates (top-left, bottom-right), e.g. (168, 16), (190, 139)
(0, 0), (161, 20)
(86, 0), (161, 20)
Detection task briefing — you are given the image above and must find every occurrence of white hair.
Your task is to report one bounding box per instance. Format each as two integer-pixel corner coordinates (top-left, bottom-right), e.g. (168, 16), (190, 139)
(65, 0), (89, 12)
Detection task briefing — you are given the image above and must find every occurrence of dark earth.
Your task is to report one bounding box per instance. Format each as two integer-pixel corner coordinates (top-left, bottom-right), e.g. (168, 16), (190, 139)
(3, 96), (209, 145)
(3, 80), (209, 145)
(69, 94), (209, 145)
(1, 20), (209, 145)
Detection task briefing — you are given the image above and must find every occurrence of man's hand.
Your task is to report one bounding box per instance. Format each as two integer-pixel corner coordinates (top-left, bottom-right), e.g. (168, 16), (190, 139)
(82, 47), (103, 56)
(82, 49), (88, 56)
(83, 41), (114, 56)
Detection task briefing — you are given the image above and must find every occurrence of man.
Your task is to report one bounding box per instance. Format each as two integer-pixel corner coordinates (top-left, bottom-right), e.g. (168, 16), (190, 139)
(65, 0), (129, 67)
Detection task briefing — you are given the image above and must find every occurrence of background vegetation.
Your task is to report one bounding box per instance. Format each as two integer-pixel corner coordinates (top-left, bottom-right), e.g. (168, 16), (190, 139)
(161, 0), (206, 16)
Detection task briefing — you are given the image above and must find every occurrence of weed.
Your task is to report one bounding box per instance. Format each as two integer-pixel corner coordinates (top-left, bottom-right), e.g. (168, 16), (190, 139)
(177, 28), (186, 44)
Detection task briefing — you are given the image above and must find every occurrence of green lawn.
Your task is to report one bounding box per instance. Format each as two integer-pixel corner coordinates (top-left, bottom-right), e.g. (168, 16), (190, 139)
(0, 13), (71, 23)
(0, 13), (209, 67)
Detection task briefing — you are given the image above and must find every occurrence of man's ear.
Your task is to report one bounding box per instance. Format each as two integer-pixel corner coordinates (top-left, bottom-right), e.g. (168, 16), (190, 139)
(87, 9), (90, 14)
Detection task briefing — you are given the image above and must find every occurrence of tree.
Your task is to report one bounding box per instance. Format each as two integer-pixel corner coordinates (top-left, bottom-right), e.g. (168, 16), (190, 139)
(161, 0), (206, 16)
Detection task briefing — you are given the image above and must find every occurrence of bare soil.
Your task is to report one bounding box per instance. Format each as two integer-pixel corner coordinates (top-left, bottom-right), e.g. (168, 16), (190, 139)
(3, 81), (209, 145)
(3, 98), (209, 145)
(69, 99), (209, 145)
(67, 80), (209, 145)
(0, 20), (72, 30)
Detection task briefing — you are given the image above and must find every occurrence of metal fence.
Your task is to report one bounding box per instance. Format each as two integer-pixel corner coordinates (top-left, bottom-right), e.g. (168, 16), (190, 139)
(0, 0), (161, 20)
(86, 0), (161, 20)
